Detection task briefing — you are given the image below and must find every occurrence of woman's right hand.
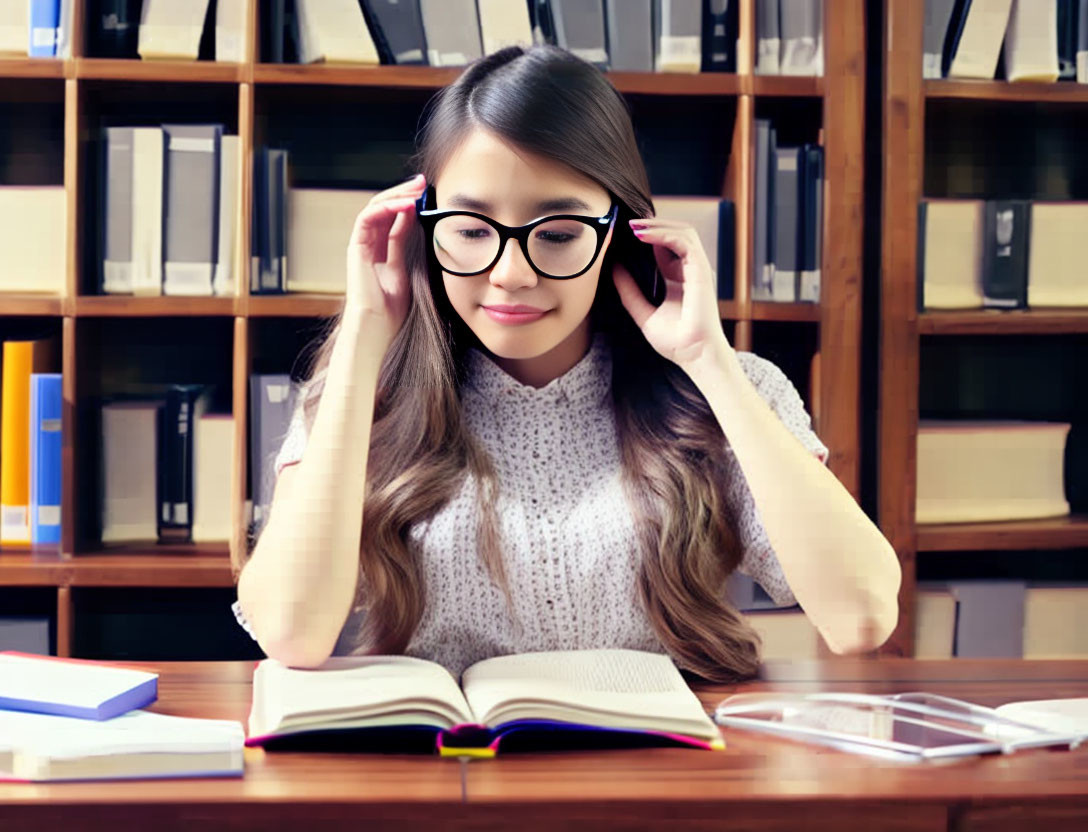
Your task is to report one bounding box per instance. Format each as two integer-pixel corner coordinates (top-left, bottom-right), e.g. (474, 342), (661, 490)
(344, 173), (427, 356)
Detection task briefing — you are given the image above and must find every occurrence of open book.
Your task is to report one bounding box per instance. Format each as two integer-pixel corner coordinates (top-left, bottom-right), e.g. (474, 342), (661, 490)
(245, 649), (723, 756)
(0, 708), (245, 783)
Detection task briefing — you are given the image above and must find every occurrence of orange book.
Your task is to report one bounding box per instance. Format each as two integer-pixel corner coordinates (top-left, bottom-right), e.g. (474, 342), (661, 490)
(1, 338), (58, 547)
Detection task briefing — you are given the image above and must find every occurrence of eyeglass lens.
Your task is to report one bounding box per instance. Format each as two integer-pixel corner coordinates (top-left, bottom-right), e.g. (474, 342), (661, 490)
(432, 215), (599, 277)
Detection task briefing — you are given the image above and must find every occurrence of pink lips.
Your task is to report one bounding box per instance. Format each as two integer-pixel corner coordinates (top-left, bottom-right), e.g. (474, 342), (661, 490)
(482, 305), (549, 325)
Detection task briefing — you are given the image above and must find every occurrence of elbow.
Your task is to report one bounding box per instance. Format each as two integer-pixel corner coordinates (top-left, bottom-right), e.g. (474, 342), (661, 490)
(823, 546), (902, 655)
(260, 631), (336, 669)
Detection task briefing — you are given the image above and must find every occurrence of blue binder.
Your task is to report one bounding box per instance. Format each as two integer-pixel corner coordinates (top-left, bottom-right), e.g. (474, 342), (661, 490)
(30, 374), (63, 545)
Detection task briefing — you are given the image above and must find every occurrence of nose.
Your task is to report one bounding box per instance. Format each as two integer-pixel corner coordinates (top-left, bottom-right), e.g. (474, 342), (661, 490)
(488, 237), (538, 290)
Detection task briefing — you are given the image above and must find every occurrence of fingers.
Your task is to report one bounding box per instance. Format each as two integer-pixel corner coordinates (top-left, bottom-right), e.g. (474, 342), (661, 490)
(612, 262), (655, 329)
(629, 222), (712, 280)
(349, 174), (426, 263)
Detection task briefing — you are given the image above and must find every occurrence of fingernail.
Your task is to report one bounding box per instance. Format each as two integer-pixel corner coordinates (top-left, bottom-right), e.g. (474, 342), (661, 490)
(633, 229), (647, 238)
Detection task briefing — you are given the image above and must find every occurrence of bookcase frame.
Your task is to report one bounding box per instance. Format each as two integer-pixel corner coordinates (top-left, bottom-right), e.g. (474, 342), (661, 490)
(0, 0), (865, 658)
(879, 0), (1088, 656)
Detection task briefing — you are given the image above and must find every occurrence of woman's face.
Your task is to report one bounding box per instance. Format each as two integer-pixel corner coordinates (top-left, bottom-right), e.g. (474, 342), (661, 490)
(431, 128), (614, 371)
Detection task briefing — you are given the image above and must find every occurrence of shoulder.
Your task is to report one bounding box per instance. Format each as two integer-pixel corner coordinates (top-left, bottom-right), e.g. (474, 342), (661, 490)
(732, 351), (798, 403)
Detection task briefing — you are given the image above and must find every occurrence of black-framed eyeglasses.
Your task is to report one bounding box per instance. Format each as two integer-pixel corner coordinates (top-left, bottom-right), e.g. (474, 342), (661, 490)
(415, 186), (618, 280)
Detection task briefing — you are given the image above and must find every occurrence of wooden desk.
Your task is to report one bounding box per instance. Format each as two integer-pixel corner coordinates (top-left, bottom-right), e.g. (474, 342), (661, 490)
(2, 659), (1087, 831)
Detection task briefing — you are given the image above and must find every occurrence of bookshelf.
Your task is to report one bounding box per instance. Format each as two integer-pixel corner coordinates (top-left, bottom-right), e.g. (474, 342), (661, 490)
(0, 0), (865, 659)
(880, 0), (1088, 656)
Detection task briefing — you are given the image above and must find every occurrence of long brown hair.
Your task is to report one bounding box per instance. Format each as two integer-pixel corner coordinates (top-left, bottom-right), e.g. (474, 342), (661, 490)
(261, 45), (761, 681)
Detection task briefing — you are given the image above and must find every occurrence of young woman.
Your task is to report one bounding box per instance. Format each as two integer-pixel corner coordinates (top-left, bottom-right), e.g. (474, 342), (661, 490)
(234, 45), (901, 681)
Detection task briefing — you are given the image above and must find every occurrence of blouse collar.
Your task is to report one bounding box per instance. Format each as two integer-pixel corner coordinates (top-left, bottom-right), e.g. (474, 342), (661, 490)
(464, 331), (612, 408)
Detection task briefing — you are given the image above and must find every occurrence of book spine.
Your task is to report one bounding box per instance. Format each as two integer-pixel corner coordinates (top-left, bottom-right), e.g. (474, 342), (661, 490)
(981, 199), (1029, 309)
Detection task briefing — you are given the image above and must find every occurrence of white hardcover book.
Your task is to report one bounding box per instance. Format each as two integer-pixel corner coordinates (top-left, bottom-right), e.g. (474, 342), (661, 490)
(214, 135), (239, 296)
(1003, 0), (1059, 82)
(0, 708), (244, 783)
(754, 0), (780, 75)
(920, 200), (985, 309)
(138, 0), (213, 60)
(215, 0), (248, 62)
(0, 186), (65, 293)
(0, 0), (28, 55)
(947, 0), (1015, 80)
(162, 125), (220, 297)
(1023, 586), (1088, 659)
(477, 0), (534, 54)
(191, 413), (233, 543)
(101, 402), (160, 543)
(915, 420), (1071, 524)
(1027, 202), (1088, 307)
(286, 188), (378, 293)
(294, 0), (380, 64)
(130, 127), (165, 296)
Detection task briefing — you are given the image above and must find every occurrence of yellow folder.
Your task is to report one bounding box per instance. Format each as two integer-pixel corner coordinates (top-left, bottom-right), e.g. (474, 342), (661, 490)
(1, 338), (58, 547)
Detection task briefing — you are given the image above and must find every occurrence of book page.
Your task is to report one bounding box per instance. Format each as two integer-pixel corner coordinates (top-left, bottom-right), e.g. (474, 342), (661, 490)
(460, 649), (718, 741)
(249, 655), (475, 738)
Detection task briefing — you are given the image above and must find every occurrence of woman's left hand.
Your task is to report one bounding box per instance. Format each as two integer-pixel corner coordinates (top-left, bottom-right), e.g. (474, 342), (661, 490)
(612, 218), (736, 370)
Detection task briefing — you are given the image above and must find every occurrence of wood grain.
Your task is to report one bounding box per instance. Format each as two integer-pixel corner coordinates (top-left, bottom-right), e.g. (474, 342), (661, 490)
(1, 659), (1085, 831)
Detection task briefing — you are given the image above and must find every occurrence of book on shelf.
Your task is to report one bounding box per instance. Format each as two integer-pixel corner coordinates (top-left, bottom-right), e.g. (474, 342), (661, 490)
(915, 419), (1071, 525)
(913, 582), (1088, 659)
(0, 619), (49, 655)
(86, 0), (142, 59)
(137, 0), (212, 61)
(0, 185), (65, 294)
(946, 0), (1015, 80)
(245, 649), (724, 757)
(215, 0), (248, 62)
(477, 0), (534, 55)
(551, 0), (609, 70)
(361, 0), (428, 66)
(1, 338), (59, 547)
(0, 707), (245, 783)
(421, 0), (484, 67)
(29, 373), (62, 545)
(286, 187), (379, 294)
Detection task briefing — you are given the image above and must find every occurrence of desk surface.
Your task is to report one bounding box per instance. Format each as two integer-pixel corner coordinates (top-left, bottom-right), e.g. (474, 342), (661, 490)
(3, 659), (1088, 832)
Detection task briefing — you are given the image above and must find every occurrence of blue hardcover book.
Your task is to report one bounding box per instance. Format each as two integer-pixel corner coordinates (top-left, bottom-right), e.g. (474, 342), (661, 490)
(29, 374), (62, 545)
(28, 0), (60, 57)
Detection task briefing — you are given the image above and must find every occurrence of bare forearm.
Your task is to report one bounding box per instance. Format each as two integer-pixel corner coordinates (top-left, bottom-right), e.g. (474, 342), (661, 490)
(240, 313), (383, 664)
(685, 341), (901, 654)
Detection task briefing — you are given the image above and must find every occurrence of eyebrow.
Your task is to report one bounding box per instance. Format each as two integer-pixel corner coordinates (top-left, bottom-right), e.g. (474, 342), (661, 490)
(445, 193), (597, 215)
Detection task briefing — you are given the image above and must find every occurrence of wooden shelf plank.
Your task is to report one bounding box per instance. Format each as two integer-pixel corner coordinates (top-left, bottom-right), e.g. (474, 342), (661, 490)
(0, 545), (235, 588)
(920, 309), (1088, 335)
(610, 71), (741, 96)
(750, 301), (822, 322)
(0, 293), (64, 316)
(0, 57), (66, 79)
(0, 548), (68, 586)
(926, 79), (1088, 104)
(254, 63), (459, 88)
(75, 58), (243, 83)
(246, 294), (344, 318)
(918, 515), (1088, 552)
(75, 296), (239, 317)
(749, 75), (824, 97)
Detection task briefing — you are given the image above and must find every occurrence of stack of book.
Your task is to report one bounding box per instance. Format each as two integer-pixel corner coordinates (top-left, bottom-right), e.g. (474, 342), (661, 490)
(100, 124), (239, 298)
(925, 0), (1088, 83)
(266, 0), (741, 73)
(918, 199), (1088, 310)
(753, 0), (824, 76)
(0, 337), (61, 547)
(752, 120), (824, 304)
(0, 652), (244, 782)
(99, 383), (232, 545)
